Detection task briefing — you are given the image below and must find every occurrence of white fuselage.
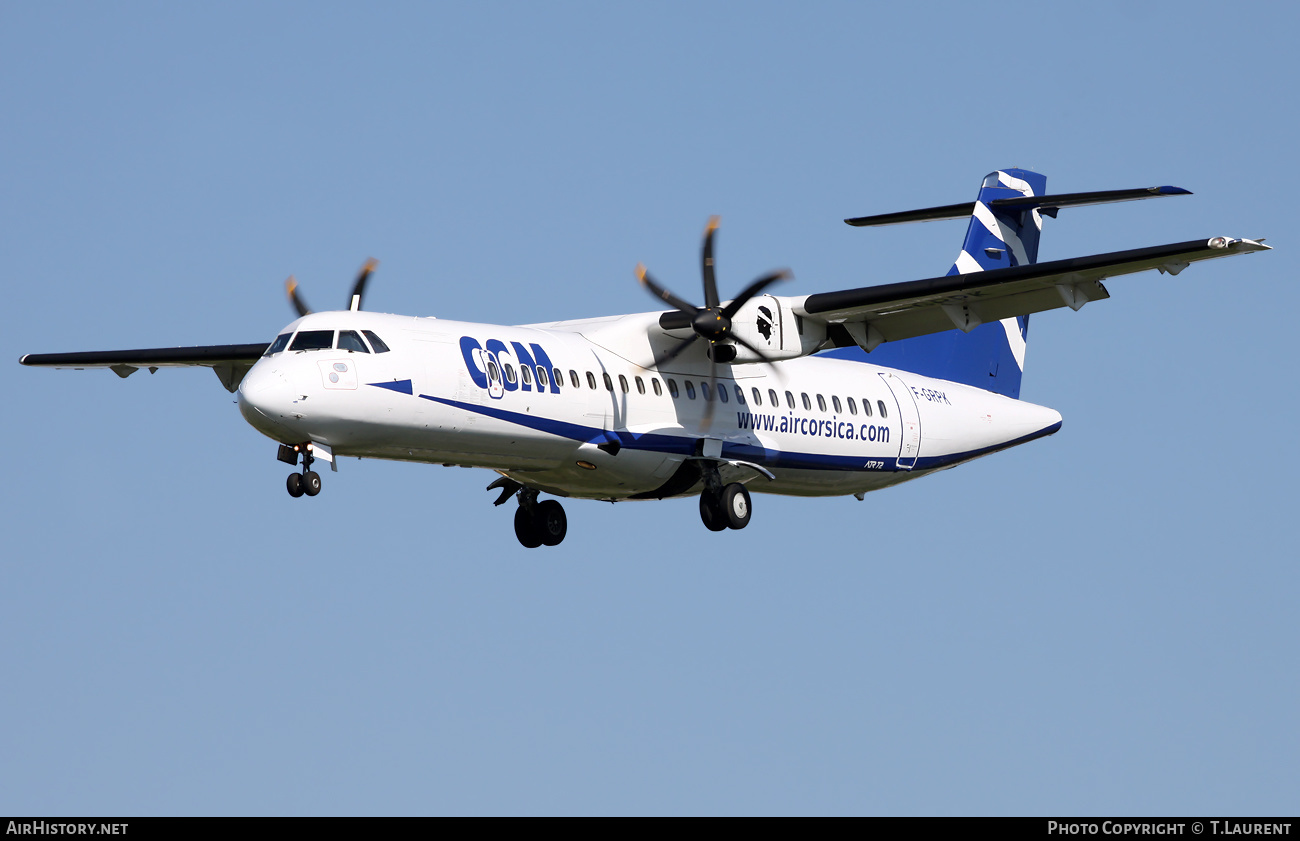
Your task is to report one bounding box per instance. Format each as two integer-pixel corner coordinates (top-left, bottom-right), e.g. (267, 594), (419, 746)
(236, 310), (1063, 501)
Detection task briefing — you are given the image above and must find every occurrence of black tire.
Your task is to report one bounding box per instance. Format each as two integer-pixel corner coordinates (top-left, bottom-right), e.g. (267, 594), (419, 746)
(303, 471), (322, 497)
(514, 505), (543, 548)
(720, 483), (751, 530)
(699, 489), (726, 532)
(536, 500), (568, 546)
(286, 472), (305, 498)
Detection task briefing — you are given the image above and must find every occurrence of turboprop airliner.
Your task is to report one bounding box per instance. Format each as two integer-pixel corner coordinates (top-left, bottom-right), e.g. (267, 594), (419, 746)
(20, 170), (1269, 547)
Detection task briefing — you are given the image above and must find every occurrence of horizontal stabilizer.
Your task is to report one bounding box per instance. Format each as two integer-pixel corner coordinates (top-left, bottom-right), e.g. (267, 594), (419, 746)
(845, 186), (1191, 227)
(844, 202), (975, 227)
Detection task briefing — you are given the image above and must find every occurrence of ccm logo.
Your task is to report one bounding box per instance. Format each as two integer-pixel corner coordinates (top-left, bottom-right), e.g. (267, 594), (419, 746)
(459, 337), (560, 400)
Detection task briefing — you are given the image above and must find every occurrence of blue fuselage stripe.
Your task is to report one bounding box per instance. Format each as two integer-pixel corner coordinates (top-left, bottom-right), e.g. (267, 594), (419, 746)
(419, 395), (1060, 474)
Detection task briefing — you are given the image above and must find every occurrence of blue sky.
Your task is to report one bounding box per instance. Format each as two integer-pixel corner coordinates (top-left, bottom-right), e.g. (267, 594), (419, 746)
(3, 1), (1296, 816)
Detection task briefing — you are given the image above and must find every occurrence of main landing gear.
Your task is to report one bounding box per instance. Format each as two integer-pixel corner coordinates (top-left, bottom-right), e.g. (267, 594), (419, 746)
(486, 477), (568, 548)
(280, 443), (322, 499)
(698, 468), (752, 532)
(512, 488), (567, 548)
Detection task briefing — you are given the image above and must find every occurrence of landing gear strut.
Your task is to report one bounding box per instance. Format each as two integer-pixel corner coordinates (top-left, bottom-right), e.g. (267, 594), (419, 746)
(282, 443), (321, 499)
(511, 488), (567, 548)
(698, 467), (751, 531)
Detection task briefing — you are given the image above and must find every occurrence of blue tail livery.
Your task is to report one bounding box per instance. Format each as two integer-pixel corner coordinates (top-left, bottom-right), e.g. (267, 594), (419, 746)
(826, 170), (1190, 399)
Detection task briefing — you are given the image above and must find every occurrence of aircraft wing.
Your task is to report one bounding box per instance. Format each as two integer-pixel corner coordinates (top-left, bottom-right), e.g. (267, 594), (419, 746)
(789, 236), (1269, 347)
(19, 343), (268, 392)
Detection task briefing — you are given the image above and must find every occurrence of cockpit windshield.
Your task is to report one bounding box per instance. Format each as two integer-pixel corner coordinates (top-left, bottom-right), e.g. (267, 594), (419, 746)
(337, 330), (370, 353)
(264, 333), (292, 356)
(289, 330), (335, 351)
(268, 328), (391, 354)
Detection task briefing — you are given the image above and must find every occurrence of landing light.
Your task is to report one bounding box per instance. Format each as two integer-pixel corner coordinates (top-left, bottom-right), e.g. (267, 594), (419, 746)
(576, 461), (597, 471)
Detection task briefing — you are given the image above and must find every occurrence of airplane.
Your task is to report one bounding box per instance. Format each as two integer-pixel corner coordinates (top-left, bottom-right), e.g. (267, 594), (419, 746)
(19, 169), (1270, 548)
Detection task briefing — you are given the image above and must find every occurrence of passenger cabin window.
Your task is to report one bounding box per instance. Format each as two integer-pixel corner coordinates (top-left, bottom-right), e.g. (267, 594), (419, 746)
(718, 384), (729, 403)
(264, 333), (292, 356)
(603, 373), (614, 391)
(652, 378), (662, 396)
(587, 372), (598, 390)
(700, 381), (711, 401)
(832, 395), (842, 414)
(338, 330), (370, 353)
(570, 370), (580, 389)
(785, 391), (795, 410)
(362, 330), (390, 353)
(752, 387), (763, 406)
(635, 376), (645, 395)
(521, 365), (532, 386)
(847, 397), (858, 415)
(553, 368), (563, 388)
(667, 379), (679, 398)
(504, 364), (517, 384)
(734, 385), (745, 405)
(877, 400), (888, 418)
(685, 381), (696, 399)
(768, 389), (779, 406)
(618, 374), (629, 393)
(487, 359), (501, 382)
(290, 330), (334, 351)
(817, 394), (827, 412)
(862, 399), (872, 417)
(801, 393), (811, 411)
(537, 367), (549, 388)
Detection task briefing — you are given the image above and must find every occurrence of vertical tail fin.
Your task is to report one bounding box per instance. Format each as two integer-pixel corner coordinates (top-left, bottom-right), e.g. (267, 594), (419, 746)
(826, 169), (1047, 398)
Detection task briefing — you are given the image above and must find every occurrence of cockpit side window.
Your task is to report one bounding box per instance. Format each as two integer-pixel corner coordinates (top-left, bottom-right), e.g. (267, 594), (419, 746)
(264, 333), (292, 356)
(338, 330), (370, 353)
(362, 330), (391, 353)
(289, 330), (334, 351)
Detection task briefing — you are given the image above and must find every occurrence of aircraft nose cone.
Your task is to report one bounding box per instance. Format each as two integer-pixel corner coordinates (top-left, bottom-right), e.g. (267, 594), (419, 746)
(238, 363), (296, 438)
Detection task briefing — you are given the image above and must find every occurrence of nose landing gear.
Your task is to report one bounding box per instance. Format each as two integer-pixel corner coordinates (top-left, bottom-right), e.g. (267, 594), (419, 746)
(280, 442), (322, 499)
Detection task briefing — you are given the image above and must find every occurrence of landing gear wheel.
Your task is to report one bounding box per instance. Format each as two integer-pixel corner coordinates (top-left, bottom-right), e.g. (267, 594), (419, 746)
(303, 471), (322, 497)
(699, 489), (727, 532)
(286, 472), (305, 498)
(514, 505), (543, 548)
(535, 500), (568, 546)
(720, 483), (751, 530)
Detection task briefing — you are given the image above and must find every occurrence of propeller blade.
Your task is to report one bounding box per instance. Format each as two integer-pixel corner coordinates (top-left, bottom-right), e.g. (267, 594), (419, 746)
(286, 276), (312, 317)
(637, 263), (699, 315)
(720, 269), (792, 319)
(348, 258), (379, 311)
(701, 216), (720, 309)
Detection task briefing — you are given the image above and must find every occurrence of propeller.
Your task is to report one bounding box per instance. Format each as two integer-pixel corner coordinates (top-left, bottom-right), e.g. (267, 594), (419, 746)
(636, 217), (791, 431)
(636, 216), (790, 366)
(284, 258), (380, 317)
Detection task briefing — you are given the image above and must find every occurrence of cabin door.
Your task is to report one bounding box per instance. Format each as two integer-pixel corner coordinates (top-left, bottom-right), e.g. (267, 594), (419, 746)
(880, 372), (921, 470)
